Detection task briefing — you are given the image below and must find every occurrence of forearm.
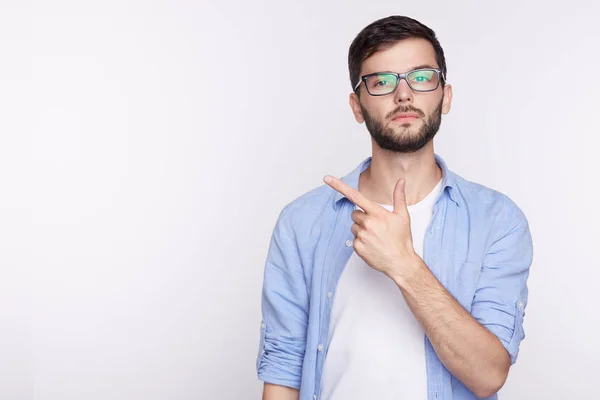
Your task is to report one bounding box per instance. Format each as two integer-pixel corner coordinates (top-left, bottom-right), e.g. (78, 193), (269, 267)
(263, 383), (300, 400)
(392, 257), (510, 398)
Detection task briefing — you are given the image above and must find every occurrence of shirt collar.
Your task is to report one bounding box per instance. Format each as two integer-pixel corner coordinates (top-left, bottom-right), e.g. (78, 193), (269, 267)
(332, 153), (461, 210)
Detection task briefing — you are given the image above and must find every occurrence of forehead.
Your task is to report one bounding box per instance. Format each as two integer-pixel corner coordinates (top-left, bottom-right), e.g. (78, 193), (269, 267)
(360, 38), (439, 75)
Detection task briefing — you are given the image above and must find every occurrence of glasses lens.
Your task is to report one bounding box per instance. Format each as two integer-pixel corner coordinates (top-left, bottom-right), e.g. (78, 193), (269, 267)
(407, 69), (439, 91)
(365, 73), (398, 95)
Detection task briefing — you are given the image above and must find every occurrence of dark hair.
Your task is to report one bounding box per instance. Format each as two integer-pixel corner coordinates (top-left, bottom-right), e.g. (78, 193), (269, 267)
(348, 16), (447, 93)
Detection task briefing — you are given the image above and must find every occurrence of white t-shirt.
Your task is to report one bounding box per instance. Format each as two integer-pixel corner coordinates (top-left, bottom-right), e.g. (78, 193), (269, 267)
(319, 178), (443, 400)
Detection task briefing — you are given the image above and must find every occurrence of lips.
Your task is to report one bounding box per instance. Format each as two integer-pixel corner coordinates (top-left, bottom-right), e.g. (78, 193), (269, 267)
(392, 112), (420, 120)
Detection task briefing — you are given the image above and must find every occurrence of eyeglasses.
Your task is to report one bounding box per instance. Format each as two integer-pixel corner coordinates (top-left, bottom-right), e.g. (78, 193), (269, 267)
(354, 68), (445, 96)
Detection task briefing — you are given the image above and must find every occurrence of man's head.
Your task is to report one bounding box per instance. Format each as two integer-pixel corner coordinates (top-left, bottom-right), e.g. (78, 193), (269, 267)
(348, 16), (453, 153)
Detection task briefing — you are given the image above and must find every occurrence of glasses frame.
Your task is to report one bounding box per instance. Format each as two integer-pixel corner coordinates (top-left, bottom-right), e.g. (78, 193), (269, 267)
(354, 68), (446, 96)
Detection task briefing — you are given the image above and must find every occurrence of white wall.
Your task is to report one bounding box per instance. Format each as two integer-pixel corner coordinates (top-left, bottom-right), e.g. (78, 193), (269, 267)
(2, 0), (599, 398)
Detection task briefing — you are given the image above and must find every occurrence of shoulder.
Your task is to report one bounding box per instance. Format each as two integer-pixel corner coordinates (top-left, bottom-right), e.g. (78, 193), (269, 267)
(276, 182), (337, 235)
(452, 173), (528, 226)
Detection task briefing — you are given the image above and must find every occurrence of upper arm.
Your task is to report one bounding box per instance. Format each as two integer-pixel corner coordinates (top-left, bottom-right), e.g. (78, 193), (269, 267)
(471, 199), (534, 365)
(256, 204), (309, 389)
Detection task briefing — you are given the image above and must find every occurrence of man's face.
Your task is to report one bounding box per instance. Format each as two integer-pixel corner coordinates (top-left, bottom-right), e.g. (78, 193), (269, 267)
(349, 38), (453, 153)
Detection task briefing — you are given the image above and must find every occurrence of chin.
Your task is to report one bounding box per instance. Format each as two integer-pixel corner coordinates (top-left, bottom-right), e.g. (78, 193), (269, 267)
(391, 127), (417, 137)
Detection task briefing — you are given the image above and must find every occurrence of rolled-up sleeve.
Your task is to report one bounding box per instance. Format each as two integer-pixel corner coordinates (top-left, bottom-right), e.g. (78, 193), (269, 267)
(256, 204), (308, 389)
(471, 199), (534, 365)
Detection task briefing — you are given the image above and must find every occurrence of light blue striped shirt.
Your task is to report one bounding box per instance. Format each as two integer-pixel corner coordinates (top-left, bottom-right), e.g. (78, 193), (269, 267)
(256, 153), (533, 400)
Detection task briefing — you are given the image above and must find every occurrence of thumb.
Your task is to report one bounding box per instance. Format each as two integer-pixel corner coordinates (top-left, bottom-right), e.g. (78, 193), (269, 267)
(393, 178), (408, 215)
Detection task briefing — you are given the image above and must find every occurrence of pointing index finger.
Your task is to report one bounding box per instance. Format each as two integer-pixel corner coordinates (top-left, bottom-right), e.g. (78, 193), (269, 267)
(324, 175), (378, 214)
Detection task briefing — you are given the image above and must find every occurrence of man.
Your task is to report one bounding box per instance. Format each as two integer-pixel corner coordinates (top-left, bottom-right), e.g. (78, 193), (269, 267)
(256, 15), (533, 400)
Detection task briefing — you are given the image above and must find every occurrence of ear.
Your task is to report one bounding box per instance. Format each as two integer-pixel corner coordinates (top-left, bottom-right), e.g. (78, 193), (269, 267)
(441, 84), (453, 114)
(349, 92), (365, 123)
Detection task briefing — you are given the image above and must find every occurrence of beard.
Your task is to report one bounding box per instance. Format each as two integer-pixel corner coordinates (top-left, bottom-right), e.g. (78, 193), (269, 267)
(361, 97), (443, 153)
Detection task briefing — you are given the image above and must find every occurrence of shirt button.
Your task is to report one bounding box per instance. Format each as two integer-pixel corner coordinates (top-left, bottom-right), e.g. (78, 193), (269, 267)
(327, 291), (333, 299)
(517, 300), (524, 309)
(345, 239), (353, 247)
(261, 322), (266, 330)
(317, 344), (324, 352)
(313, 395), (317, 400)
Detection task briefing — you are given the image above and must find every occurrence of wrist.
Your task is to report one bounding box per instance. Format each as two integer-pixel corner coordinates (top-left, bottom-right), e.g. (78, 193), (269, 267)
(388, 253), (425, 289)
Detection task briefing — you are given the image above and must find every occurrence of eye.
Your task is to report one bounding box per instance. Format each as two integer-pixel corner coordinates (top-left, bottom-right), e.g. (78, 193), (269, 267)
(409, 71), (435, 83)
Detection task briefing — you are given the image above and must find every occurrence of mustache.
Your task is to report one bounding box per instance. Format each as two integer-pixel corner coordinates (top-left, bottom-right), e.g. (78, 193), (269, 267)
(385, 105), (425, 119)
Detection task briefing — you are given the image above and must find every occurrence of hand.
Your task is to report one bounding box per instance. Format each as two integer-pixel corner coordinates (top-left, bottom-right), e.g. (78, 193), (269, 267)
(323, 175), (422, 281)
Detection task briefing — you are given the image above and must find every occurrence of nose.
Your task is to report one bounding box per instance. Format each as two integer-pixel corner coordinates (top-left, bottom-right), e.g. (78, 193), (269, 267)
(394, 78), (414, 104)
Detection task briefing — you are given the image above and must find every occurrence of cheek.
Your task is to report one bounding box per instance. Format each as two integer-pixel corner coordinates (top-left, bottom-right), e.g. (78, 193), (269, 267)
(368, 100), (396, 121)
(411, 103), (434, 121)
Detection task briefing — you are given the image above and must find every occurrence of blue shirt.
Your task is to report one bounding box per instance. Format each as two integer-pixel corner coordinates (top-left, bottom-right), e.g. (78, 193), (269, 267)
(256, 153), (533, 400)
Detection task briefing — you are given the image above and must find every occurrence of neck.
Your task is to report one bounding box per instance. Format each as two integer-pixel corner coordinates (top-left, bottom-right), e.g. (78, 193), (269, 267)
(358, 142), (442, 207)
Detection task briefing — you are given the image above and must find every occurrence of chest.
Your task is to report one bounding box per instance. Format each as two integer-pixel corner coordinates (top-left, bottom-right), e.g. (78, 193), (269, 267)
(312, 198), (486, 314)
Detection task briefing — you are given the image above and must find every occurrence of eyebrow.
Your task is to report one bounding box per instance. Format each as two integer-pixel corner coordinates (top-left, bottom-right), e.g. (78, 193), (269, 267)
(409, 64), (438, 71)
(364, 64), (439, 76)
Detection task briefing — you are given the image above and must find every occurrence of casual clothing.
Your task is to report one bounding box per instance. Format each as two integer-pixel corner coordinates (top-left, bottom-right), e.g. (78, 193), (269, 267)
(256, 154), (533, 400)
(320, 178), (442, 400)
